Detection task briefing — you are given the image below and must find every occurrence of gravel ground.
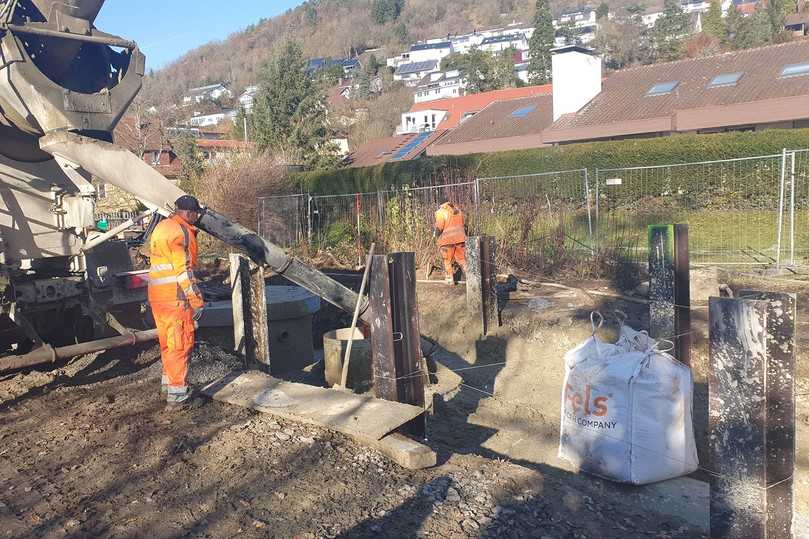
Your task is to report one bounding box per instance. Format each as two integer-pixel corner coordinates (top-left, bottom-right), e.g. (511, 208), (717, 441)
(0, 336), (706, 538)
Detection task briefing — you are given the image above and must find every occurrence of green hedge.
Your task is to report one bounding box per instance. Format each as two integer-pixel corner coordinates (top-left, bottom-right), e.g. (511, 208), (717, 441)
(293, 129), (809, 195)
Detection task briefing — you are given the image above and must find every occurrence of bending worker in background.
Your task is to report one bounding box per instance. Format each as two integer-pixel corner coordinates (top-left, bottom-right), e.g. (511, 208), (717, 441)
(434, 200), (467, 285)
(148, 195), (205, 408)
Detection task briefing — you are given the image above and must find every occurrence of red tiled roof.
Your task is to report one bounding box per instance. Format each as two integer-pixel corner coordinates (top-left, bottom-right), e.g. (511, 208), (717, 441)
(346, 129), (448, 168)
(737, 3), (758, 15)
(409, 85), (552, 129)
(545, 40), (809, 143)
(431, 95), (553, 156)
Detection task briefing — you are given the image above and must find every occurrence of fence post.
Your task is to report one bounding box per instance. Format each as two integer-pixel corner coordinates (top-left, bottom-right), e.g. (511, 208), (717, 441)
(583, 169), (594, 254)
(306, 193), (313, 245)
(776, 149), (787, 268)
(257, 197), (263, 240)
(709, 293), (796, 538)
(789, 151), (796, 266)
(474, 177), (481, 235)
(594, 168), (600, 250)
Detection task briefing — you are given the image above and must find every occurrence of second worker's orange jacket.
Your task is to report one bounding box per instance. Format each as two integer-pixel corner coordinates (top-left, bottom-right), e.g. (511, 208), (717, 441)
(148, 214), (203, 309)
(435, 202), (466, 247)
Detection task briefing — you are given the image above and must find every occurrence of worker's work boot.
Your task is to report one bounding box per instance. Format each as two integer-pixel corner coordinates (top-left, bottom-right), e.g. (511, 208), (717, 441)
(160, 375), (169, 395)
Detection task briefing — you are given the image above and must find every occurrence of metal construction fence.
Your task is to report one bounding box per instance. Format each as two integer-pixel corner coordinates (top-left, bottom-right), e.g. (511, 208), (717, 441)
(259, 149), (809, 268)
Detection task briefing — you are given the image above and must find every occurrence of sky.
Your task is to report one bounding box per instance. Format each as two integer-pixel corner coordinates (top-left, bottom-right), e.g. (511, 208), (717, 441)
(95, 0), (304, 70)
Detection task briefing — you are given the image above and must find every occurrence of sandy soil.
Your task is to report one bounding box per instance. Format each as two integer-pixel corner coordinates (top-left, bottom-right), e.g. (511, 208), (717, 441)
(0, 267), (804, 538)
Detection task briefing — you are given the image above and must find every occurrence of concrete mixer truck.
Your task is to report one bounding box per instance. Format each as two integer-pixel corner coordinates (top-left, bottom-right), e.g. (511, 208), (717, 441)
(0, 0), (372, 372)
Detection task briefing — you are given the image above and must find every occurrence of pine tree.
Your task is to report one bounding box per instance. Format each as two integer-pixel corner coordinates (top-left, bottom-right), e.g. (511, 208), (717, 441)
(357, 69), (371, 100)
(702, 0), (724, 38)
(528, 0), (555, 84)
(596, 1), (610, 20)
(252, 41), (336, 169)
(649, 0), (691, 62)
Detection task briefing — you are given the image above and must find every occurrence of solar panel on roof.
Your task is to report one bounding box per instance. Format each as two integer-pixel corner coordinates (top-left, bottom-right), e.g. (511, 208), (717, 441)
(708, 72), (743, 88)
(780, 62), (809, 78)
(510, 104), (538, 118)
(646, 81), (679, 96)
(391, 132), (431, 161)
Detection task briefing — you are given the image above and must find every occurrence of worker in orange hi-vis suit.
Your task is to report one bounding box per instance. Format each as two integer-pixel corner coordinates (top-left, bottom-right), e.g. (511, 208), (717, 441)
(148, 195), (205, 408)
(434, 201), (467, 285)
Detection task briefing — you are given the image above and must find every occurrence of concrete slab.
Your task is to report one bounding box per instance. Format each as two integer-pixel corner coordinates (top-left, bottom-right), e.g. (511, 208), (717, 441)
(202, 371), (436, 468)
(198, 285), (321, 328)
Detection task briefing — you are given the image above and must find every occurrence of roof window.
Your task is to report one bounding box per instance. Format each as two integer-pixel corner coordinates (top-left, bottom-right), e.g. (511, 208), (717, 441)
(780, 62), (809, 78)
(510, 105), (538, 118)
(708, 72), (743, 88)
(646, 81), (679, 96)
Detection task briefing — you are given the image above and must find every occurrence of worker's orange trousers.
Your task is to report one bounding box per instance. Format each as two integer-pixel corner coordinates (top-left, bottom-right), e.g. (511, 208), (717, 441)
(151, 300), (194, 401)
(440, 242), (466, 278)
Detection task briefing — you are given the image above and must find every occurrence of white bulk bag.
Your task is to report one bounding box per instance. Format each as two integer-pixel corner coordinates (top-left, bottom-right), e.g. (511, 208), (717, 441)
(558, 316), (698, 485)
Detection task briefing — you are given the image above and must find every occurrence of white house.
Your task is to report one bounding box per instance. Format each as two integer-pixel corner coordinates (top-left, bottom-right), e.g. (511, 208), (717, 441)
(479, 32), (530, 53)
(187, 110), (238, 128)
(413, 70), (466, 103)
(398, 109), (448, 134)
(394, 60), (440, 86)
(182, 82), (232, 105)
(387, 41), (453, 69)
(239, 85), (259, 113)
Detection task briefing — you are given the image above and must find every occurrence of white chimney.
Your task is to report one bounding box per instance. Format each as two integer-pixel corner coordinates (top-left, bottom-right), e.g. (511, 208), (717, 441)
(551, 46), (602, 122)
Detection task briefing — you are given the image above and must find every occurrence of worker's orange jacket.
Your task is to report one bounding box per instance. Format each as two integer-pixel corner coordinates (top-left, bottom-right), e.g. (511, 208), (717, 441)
(147, 214), (203, 310)
(435, 202), (466, 247)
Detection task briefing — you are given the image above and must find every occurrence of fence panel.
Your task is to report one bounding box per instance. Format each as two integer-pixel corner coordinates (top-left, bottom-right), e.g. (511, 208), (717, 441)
(477, 170), (591, 269)
(258, 194), (307, 249)
(788, 149), (809, 266)
(596, 154), (786, 265)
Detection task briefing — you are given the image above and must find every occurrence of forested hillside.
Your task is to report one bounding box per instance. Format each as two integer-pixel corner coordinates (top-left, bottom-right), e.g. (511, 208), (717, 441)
(141, 0), (641, 105)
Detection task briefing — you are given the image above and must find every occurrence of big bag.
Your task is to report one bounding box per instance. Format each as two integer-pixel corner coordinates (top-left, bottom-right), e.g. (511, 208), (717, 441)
(558, 313), (698, 485)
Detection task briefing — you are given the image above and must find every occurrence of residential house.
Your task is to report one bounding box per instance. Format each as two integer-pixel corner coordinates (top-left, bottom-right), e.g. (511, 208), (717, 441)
(344, 130), (448, 168)
(428, 94), (555, 156)
(182, 82), (232, 105)
(187, 110), (237, 128)
(239, 85), (259, 113)
(479, 32), (530, 53)
(413, 70), (466, 103)
(387, 41), (453, 69)
(307, 57), (361, 77)
(400, 84), (553, 134)
(786, 11), (809, 36)
(196, 139), (252, 165)
(394, 60), (440, 86)
(553, 7), (598, 45)
(543, 41), (809, 145)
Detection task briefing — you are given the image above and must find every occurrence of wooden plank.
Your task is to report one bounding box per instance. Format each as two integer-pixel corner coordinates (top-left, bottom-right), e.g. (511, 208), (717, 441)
(389, 252), (426, 437)
(229, 253), (248, 368)
(369, 254), (398, 401)
(739, 290), (796, 539)
(202, 371), (426, 442)
(249, 263), (270, 369)
(229, 254), (270, 371)
(708, 297), (770, 538)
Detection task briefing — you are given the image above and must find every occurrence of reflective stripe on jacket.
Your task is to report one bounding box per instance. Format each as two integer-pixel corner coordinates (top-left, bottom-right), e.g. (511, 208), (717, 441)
(148, 214), (202, 307)
(435, 203), (466, 246)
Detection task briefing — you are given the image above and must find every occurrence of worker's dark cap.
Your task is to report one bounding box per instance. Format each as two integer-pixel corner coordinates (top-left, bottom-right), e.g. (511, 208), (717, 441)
(175, 195), (203, 212)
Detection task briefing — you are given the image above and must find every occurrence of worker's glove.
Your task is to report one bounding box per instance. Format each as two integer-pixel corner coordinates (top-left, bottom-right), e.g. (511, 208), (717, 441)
(193, 305), (204, 321)
(189, 294), (204, 313)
